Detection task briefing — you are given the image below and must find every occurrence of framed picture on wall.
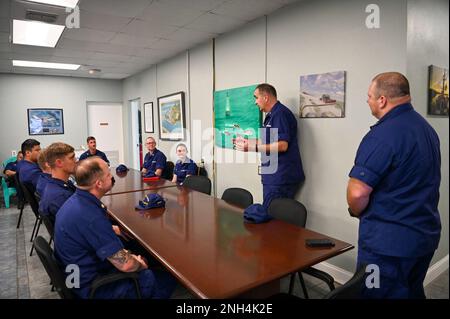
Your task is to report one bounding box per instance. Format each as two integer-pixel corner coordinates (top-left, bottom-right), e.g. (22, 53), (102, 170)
(428, 65), (449, 116)
(157, 92), (185, 141)
(144, 102), (154, 133)
(27, 108), (64, 135)
(299, 70), (346, 118)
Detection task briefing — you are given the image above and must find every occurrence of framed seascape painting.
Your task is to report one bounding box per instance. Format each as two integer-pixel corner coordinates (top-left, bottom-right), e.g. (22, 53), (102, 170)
(214, 84), (262, 149)
(144, 102), (154, 133)
(157, 92), (185, 141)
(27, 108), (64, 135)
(428, 65), (449, 116)
(299, 71), (346, 118)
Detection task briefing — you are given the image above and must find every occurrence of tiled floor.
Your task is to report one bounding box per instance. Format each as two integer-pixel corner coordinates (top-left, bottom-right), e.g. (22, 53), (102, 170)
(0, 198), (448, 299)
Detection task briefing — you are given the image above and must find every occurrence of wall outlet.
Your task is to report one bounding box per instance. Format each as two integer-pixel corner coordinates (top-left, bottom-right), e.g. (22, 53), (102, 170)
(11, 150), (17, 156)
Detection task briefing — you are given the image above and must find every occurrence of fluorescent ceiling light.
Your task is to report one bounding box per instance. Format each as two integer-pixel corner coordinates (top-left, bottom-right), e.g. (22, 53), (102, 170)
(13, 60), (80, 70)
(26, 0), (79, 8)
(13, 19), (65, 47)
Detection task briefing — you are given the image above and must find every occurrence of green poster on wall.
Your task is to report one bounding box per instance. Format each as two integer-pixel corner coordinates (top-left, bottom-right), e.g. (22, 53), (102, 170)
(214, 84), (262, 149)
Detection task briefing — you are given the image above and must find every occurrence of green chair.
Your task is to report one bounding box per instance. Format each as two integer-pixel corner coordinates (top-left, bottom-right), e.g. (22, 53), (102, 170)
(1, 174), (17, 208)
(3, 156), (17, 167)
(2, 156), (17, 208)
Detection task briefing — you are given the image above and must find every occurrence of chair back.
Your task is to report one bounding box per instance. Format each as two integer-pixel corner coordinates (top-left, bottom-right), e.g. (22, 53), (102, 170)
(40, 214), (55, 238)
(14, 173), (25, 207)
(183, 175), (211, 195)
(198, 166), (208, 177)
(324, 265), (366, 299)
(17, 177), (40, 218)
(221, 188), (253, 208)
(268, 198), (307, 228)
(162, 161), (174, 180)
(34, 236), (76, 299)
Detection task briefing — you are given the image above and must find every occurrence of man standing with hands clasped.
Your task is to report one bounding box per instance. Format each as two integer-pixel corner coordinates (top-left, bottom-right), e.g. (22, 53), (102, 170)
(347, 72), (441, 299)
(234, 83), (305, 209)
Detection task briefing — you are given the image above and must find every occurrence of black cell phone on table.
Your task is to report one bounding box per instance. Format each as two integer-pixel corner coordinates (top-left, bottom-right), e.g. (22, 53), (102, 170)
(306, 238), (335, 247)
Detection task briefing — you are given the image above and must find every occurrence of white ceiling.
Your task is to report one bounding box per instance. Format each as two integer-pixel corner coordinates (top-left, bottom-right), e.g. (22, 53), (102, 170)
(0, 0), (300, 80)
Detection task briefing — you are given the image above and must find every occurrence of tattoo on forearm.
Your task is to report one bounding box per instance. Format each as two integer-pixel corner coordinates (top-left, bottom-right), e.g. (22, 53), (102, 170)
(108, 249), (131, 264)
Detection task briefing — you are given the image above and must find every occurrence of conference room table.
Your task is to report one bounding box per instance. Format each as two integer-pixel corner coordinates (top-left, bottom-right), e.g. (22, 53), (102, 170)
(106, 168), (177, 195)
(103, 186), (354, 299)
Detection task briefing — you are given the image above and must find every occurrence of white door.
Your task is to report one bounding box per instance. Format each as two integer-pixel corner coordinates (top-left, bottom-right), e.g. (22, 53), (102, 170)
(130, 99), (141, 170)
(87, 102), (124, 167)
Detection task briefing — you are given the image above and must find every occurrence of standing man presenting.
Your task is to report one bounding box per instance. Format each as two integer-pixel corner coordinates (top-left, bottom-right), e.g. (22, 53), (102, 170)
(347, 72), (441, 299)
(79, 136), (110, 165)
(141, 137), (167, 178)
(234, 83), (305, 209)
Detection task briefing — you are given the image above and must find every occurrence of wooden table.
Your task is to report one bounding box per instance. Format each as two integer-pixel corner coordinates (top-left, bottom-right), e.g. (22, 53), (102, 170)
(103, 187), (353, 299)
(107, 168), (177, 195)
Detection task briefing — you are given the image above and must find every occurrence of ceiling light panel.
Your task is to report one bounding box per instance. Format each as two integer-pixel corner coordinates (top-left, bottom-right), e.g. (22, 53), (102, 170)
(26, 0), (79, 9)
(13, 60), (80, 70)
(13, 19), (65, 47)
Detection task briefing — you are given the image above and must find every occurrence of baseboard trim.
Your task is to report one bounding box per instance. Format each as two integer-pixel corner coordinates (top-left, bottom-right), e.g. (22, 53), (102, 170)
(313, 254), (449, 286)
(424, 254), (449, 287)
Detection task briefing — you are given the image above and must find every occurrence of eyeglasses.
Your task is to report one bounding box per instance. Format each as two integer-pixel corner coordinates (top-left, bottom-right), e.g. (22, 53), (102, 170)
(146, 142), (156, 145)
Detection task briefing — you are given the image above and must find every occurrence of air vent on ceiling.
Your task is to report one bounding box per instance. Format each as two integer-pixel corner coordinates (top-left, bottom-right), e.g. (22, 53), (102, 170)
(25, 10), (58, 23)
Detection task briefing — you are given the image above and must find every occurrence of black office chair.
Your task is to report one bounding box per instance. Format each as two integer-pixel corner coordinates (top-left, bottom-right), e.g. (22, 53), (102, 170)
(16, 179), (41, 246)
(197, 166), (208, 177)
(34, 236), (143, 299)
(15, 173), (26, 228)
(325, 264), (366, 299)
(162, 161), (174, 180)
(270, 264), (366, 299)
(221, 188), (253, 208)
(183, 175), (211, 195)
(268, 198), (336, 298)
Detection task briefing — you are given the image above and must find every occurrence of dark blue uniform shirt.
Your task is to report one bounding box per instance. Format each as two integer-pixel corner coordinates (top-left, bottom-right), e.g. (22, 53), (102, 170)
(261, 102), (305, 185)
(54, 189), (124, 299)
(79, 149), (110, 165)
(36, 173), (52, 197)
(3, 161), (18, 174)
(173, 158), (197, 184)
(143, 149), (166, 177)
(16, 160), (42, 194)
(39, 177), (76, 223)
(349, 103), (441, 258)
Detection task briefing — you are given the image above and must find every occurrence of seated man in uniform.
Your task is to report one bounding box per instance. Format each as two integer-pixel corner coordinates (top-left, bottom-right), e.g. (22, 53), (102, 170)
(39, 142), (77, 225)
(54, 157), (176, 299)
(79, 136), (110, 165)
(141, 137), (166, 178)
(36, 148), (52, 197)
(17, 139), (42, 194)
(3, 151), (23, 187)
(171, 143), (197, 185)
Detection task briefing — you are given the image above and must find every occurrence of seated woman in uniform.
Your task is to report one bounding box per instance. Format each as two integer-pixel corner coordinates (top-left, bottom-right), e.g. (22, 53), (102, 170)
(171, 143), (197, 185)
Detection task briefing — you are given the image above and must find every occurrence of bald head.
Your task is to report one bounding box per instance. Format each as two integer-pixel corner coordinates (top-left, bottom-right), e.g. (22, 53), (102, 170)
(75, 157), (105, 187)
(371, 72), (410, 99)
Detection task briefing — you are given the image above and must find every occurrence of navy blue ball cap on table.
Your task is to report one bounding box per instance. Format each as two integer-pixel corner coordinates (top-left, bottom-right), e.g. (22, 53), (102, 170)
(243, 204), (273, 224)
(135, 193), (166, 210)
(116, 164), (129, 174)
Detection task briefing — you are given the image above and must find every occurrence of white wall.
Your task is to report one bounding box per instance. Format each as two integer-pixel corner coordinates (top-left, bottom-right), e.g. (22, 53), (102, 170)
(121, 0), (447, 273)
(407, 0), (449, 263)
(0, 74), (122, 160)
